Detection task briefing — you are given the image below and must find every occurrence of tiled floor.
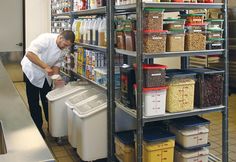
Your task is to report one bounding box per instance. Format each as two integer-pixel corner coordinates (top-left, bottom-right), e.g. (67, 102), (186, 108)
(14, 82), (236, 162)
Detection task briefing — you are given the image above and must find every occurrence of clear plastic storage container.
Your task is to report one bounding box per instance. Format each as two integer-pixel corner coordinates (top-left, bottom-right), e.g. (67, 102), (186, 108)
(134, 85), (167, 117)
(206, 19), (224, 29)
(166, 69), (196, 113)
(185, 32), (206, 51)
(134, 64), (167, 88)
(143, 8), (165, 30)
(169, 116), (210, 148)
(197, 0), (213, 3)
(143, 30), (167, 53)
(116, 29), (126, 49)
(124, 29), (136, 51)
(189, 68), (224, 108)
(207, 28), (224, 39)
(166, 30), (185, 52)
(181, 14), (205, 24)
(206, 38), (224, 50)
(115, 131), (135, 162)
(175, 147), (209, 162)
(164, 18), (185, 30)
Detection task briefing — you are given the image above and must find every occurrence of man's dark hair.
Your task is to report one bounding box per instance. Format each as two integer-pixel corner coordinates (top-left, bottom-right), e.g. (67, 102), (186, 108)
(60, 30), (75, 43)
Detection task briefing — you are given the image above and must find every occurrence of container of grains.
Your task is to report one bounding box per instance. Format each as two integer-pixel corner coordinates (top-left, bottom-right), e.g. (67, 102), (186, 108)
(207, 28), (224, 39)
(134, 64), (167, 88)
(185, 23), (207, 32)
(189, 68), (224, 108)
(143, 8), (165, 30)
(181, 14), (205, 24)
(124, 29), (136, 51)
(164, 18), (185, 30)
(143, 30), (167, 53)
(116, 29), (126, 49)
(166, 30), (185, 52)
(206, 38), (224, 50)
(206, 19), (224, 29)
(166, 69), (196, 113)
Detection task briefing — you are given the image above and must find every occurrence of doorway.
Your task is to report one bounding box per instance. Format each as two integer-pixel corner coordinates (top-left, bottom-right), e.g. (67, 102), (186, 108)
(0, 0), (25, 82)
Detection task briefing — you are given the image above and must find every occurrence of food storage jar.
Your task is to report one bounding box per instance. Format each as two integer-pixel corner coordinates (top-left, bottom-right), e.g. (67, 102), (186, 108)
(134, 64), (167, 88)
(143, 30), (167, 53)
(189, 68), (224, 108)
(206, 19), (224, 29)
(207, 28), (224, 39)
(143, 8), (165, 30)
(116, 29), (126, 49)
(185, 32), (206, 51)
(124, 29), (136, 51)
(166, 30), (185, 52)
(181, 14), (205, 24)
(164, 18), (185, 30)
(207, 38), (224, 50)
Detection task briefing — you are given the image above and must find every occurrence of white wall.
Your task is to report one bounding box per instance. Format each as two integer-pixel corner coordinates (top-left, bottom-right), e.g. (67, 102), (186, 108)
(25, 0), (51, 48)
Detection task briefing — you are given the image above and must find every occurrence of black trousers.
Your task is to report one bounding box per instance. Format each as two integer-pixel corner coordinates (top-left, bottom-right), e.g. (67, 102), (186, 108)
(25, 75), (51, 131)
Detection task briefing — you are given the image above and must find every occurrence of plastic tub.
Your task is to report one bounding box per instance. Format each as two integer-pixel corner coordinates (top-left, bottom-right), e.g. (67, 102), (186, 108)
(206, 38), (224, 50)
(116, 29), (126, 49)
(143, 30), (167, 53)
(181, 14), (205, 24)
(134, 85), (167, 116)
(115, 131), (135, 162)
(166, 69), (196, 113)
(189, 68), (224, 108)
(143, 8), (165, 30)
(65, 88), (100, 148)
(206, 19), (224, 29)
(185, 23), (207, 32)
(175, 147), (209, 162)
(46, 83), (86, 137)
(134, 64), (167, 88)
(139, 129), (175, 162)
(169, 116), (210, 148)
(74, 94), (107, 161)
(124, 29), (136, 51)
(207, 28), (224, 39)
(120, 64), (136, 108)
(197, 0), (213, 3)
(164, 18), (185, 30)
(166, 30), (185, 52)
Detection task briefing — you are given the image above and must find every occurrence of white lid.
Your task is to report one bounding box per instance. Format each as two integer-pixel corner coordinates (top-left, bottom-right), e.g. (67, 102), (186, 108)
(66, 88), (100, 107)
(180, 126), (209, 136)
(74, 94), (107, 115)
(177, 147), (209, 158)
(46, 83), (85, 101)
(93, 18), (102, 30)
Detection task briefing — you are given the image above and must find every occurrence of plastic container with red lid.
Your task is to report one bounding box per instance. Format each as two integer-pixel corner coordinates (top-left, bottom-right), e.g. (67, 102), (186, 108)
(181, 14), (205, 24)
(143, 30), (168, 53)
(134, 63), (167, 88)
(134, 84), (168, 116)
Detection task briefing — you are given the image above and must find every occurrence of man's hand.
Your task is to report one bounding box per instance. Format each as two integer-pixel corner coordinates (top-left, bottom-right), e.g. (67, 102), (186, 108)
(44, 66), (54, 76)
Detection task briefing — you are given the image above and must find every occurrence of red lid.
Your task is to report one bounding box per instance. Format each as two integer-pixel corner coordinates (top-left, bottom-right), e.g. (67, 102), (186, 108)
(133, 64), (167, 70)
(143, 30), (168, 33)
(134, 84), (168, 92)
(185, 23), (208, 26)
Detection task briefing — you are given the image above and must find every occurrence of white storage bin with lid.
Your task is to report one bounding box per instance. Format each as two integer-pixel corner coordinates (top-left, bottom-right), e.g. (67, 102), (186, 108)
(46, 83), (86, 137)
(134, 85), (167, 117)
(73, 94), (107, 161)
(65, 87), (100, 148)
(175, 147), (209, 162)
(170, 126), (209, 148)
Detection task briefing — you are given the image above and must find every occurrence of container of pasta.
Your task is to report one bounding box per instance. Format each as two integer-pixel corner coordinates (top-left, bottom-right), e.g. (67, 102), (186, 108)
(143, 8), (165, 30)
(166, 69), (196, 113)
(166, 30), (185, 52)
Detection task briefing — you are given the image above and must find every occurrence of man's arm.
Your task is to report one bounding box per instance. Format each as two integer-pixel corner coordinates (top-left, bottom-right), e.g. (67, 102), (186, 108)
(26, 51), (53, 76)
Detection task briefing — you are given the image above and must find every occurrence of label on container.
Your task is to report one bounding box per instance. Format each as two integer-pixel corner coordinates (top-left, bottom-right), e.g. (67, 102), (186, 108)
(152, 16), (159, 19)
(152, 36), (163, 40)
(212, 43), (222, 46)
(174, 25), (182, 28)
(174, 36), (182, 39)
(193, 29), (202, 32)
(192, 19), (202, 22)
(151, 73), (161, 76)
(213, 34), (221, 37)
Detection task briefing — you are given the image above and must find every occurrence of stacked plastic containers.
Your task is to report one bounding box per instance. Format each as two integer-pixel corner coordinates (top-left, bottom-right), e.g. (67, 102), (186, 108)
(73, 93), (107, 161)
(169, 116), (210, 162)
(143, 8), (167, 54)
(65, 87), (100, 148)
(46, 83), (86, 137)
(134, 64), (168, 117)
(205, 19), (224, 50)
(166, 69), (196, 112)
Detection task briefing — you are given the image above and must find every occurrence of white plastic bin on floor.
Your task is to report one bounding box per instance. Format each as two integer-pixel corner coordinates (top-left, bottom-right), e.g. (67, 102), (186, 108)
(46, 83), (86, 137)
(65, 88), (100, 148)
(175, 147), (209, 162)
(73, 94), (107, 161)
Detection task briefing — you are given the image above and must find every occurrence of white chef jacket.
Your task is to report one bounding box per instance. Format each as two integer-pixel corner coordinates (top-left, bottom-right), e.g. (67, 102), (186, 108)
(21, 33), (66, 88)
